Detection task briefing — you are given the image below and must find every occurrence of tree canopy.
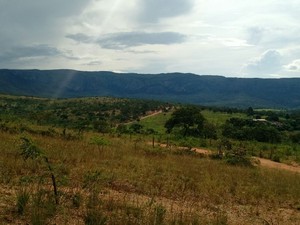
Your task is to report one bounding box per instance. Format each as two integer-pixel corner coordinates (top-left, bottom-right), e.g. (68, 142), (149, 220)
(165, 107), (205, 136)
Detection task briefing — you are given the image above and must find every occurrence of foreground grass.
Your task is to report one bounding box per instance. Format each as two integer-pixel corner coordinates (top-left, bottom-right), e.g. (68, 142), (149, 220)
(0, 131), (300, 224)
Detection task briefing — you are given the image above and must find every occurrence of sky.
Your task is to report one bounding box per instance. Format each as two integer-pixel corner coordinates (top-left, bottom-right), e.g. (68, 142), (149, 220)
(0, 0), (299, 78)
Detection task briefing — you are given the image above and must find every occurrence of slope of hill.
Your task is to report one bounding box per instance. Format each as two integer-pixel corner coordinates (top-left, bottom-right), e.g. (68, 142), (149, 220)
(0, 69), (299, 108)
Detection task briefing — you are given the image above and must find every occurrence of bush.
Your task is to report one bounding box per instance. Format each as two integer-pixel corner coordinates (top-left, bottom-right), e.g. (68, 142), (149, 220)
(30, 189), (57, 225)
(72, 192), (82, 208)
(84, 209), (107, 225)
(151, 204), (166, 225)
(224, 148), (252, 167)
(272, 155), (281, 162)
(16, 189), (30, 215)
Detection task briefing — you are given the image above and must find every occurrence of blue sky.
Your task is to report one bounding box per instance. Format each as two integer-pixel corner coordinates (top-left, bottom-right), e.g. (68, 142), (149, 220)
(0, 0), (299, 78)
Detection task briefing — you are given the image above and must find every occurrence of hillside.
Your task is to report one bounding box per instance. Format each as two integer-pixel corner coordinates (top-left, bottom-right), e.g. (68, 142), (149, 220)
(0, 95), (300, 224)
(0, 69), (300, 108)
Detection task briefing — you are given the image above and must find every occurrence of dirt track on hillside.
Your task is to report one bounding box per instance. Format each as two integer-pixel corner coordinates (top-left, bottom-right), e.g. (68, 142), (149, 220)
(154, 143), (300, 173)
(141, 110), (163, 119)
(141, 111), (300, 174)
(253, 157), (300, 173)
(191, 147), (300, 173)
(124, 110), (163, 125)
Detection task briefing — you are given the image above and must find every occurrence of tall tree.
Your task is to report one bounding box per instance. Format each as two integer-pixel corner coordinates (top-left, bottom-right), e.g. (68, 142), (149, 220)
(165, 107), (205, 136)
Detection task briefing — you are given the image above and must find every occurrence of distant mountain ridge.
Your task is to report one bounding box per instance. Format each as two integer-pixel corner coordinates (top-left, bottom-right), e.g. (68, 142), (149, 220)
(0, 69), (299, 108)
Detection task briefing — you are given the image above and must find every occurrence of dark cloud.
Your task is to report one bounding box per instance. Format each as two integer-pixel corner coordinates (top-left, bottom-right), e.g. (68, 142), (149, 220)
(66, 31), (186, 49)
(0, 0), (90, 24)
(137, 0), (194, 22)
(97, 32), (186, 49)
(0, 0), (91, 44)
(245, 50), (282, 74)
(66, 33), (93, 43)
(288, 65), (298, 71)
(0, 45), (63, 62)
(284, 59), (300, 72)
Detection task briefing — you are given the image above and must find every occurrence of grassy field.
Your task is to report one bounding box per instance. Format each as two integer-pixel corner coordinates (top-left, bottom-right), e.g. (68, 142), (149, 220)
(0, 129), (300, 224)
(137, 110), (300, 164)
(138, 111), (172, 134)
(1, 96), (300, 224)
(138, 110), (246, 133)
(201, 110), (246, 126)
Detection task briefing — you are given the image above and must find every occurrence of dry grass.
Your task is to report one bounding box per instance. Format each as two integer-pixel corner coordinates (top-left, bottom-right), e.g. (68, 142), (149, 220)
(0, 130), (300, 224)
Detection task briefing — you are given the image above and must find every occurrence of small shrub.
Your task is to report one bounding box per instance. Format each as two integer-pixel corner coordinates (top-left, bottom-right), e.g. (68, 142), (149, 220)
(209, 153), (223, 160)
(200, 139), (208, 147)
(144, 147), (167, 157)
(83, 170), (115, 190)
(224, 148), (252, 167)
(170, 213), (201, 225)
(211, 212), (228, 225)
(30, 189), (57, 225)
(152, 204), (166, 225)
(31, 209), (45, 225)
(72, 192), (82, 208)
(89, 136), (110, 151)
(84, 185), (109, 224)
(20, 137), (41, 160)
(19, 137), (59, 204)
(0, 164), (13, 184)
(84, 209), (107, 225)
(124, 204), (143, 219)
(16, 189), (30, 215)
(272, 155), (281, 162)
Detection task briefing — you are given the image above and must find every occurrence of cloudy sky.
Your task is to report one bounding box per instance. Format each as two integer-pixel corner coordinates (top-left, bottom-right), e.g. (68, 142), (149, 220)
(0, 0), (299, 78)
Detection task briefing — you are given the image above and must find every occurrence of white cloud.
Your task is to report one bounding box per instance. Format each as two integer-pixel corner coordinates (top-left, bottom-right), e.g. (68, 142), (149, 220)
(84, 60), (102, 66)
(244, 50), (282, 76)
(0, 0), (299, 78)
(208, 37), (251, 47)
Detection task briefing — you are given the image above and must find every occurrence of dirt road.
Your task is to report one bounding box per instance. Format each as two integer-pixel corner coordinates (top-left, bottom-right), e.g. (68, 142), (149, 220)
(140, 110), (163, 120)
(155, 143), (300, 173)
(124, 110), (163, 125)
(191, 146), (300, 173)
(253, 157), (300, 173)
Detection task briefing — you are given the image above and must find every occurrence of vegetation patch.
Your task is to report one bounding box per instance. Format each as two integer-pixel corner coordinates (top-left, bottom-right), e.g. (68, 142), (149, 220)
(0, 95), (299, 224)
